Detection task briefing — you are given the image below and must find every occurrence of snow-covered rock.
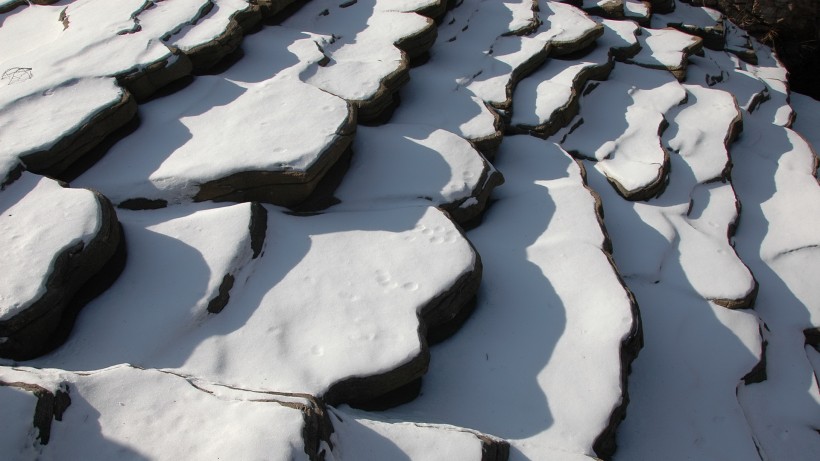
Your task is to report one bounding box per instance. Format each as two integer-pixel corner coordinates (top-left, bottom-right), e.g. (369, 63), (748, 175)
(1, 1), (819, 459)
(333, 123), (503, 225)
(0, 173), (121, 360)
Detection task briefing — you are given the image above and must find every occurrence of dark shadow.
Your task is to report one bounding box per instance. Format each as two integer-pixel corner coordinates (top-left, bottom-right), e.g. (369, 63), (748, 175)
(386, 135), (566, 443)
(609, 107), (812, 460)
(559, 64), (636, 160)
(726, 113), (820, 456)
(72, 77), (246, 204)
(39, 115), (473, 410)
(26, 208), (212, 372)
(332, 124), (456, 211)
(73, 26), (319, 204)
(41, 385), (150, 460)
(328, 408), (413, 461)
(389, 0), (524, 152)
(219, 26), (306, 83)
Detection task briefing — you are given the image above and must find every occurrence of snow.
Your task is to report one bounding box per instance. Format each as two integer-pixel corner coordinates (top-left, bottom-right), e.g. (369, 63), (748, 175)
(624, 0), (649, 22)
(613, 283), (763, 460)
(25, 202), (258, 368)
(0, 365), (310, 460)
(333, 123), (498, 217)
(0, 384), (39, 457)
(0, 0), (193, 89)
(390, 0), (550, 149)
(282, 0), (433, 115)
(665, 85), (740, 182)
(74, 72), (351, 205)
(0, 173), (100, 321)
(535, 1), (602, 53)
(385, 137), (636, 459)
(626, 26), (702, 78)
(330, 406), (487, 460)
(561, 63), (686, 199)
(28, 204), (477, 398)
(171, 0), (254, 52)
(790, 92), (820, 157)
(1, 0), (820, 459)
(0, 77), (126, 171)
(510, 18), (640, 134)
(654, 3), (723, 29)
(727, 52), (820, 456)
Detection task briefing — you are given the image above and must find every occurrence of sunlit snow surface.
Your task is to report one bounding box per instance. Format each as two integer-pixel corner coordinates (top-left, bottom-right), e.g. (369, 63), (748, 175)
(1, 0), (819, 460)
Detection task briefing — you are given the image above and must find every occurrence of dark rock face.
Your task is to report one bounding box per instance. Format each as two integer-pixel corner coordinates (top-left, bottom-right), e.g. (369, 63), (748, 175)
(684, 0), (820, 98)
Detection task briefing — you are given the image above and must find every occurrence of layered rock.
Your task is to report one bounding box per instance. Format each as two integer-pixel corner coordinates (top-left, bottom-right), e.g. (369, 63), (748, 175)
(74, 59), (356, 208)
(683, 0), (820, 97)
(282, 0), (442, 123)
(561, 64), (687, 200)
(333, 123), (503, 226)
(388, 137), (641, 460)
(0, 365), (326, 460)
(510, 18), (641, 138)
(27, 204), (480, 406)
(0, 173), (121, 360)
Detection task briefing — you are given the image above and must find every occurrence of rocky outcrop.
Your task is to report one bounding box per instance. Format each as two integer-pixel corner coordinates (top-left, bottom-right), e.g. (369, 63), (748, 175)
(333, 123), (503, 226)
(0, 174), (121, 360)
(684, 0), (820, 97)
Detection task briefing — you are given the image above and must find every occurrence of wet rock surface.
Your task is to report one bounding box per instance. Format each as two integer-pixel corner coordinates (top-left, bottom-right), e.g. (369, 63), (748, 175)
(1, 0), (819, 460)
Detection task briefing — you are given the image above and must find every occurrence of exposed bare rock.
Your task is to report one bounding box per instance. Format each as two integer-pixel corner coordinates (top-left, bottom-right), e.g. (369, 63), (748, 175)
(21, 202), (266, 368)
(729, 61), (820, 458)
(0, 173), (121, 360)
(536, 1), (605, 56)
(391, 0), (552, 157)
(682, 0), (820, 97)
(0, 0), (60, 14)
(0, 0), (305, 183)
(0, 378), (70, 448)
(648, 0), (675, 14)
(624, 0), (652, 25)
(2, 2), (820, 460)
(168, 0), (304, 73)
(0, 0), (206, 178)
(389, 136), (641, 460)
(170, 0), (264, 72)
